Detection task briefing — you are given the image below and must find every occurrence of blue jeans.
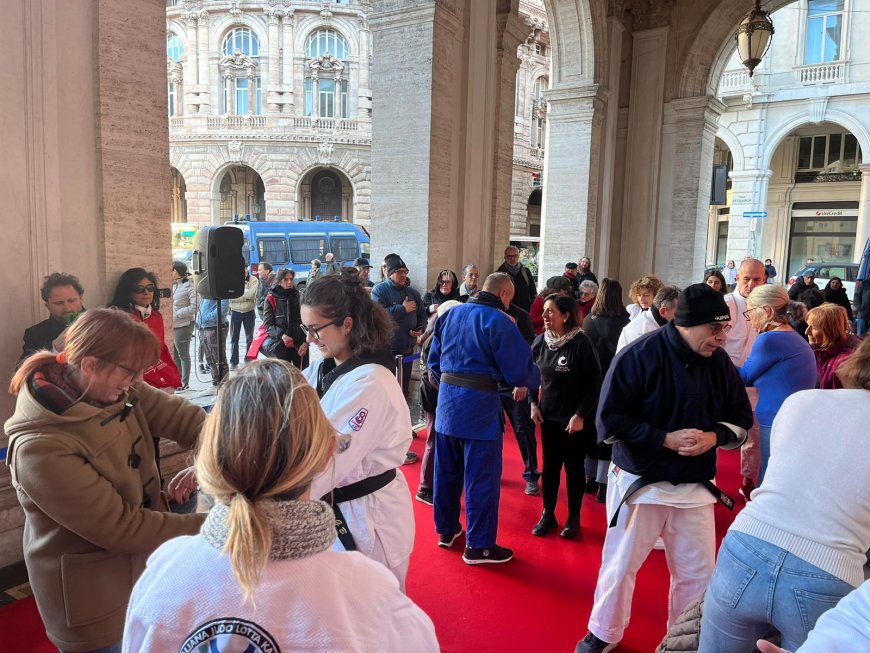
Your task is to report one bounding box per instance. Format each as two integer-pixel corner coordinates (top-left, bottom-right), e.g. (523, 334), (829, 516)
(758, 424), (772, 485)
(700, 532), (852, 652)
(60, 644), (121, 653)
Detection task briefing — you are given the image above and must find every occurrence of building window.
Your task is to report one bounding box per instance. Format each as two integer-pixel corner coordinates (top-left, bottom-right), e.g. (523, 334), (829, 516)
(167, 33), (184, 117)
(304, 29), (350, 119)
(531, 77), (548, 150)
(167, 33), (184, 62)
(305, 29), (348, 60)
(805, 0), (844, 65)
(796, 133), (861, 172)
(534, 43), (547, 56)
(220, 28), (262, 115)
(223, 27), (260, 57)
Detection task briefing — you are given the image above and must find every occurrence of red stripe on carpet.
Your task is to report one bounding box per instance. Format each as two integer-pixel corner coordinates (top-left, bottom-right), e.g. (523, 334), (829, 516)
(2, 429), (745, 652)
(402, 428), (745, 653)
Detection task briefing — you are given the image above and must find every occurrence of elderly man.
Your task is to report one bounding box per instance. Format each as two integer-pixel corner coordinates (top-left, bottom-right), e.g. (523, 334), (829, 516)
(353, 257), (374, 289)
(575, 284), (753, 653)
(458, 264), (481, 299)
(497, 246), (537, 312)
(788, 270), (819, 301)
(321, 252), (342, 276)
(564, 262), (580, 297)
(722, 258), (767, 498)
(429, 273), (541, 564)
(20, 273), (85, 362)
(616, 285), (680, 352)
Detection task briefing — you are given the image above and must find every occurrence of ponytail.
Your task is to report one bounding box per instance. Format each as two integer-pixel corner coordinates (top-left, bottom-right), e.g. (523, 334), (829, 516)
(9, 352), (57, 395)
(224, 493), (272, 604)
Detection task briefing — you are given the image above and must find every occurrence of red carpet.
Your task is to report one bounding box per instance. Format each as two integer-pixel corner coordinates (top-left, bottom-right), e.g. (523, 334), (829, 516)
(401, 428), (746, 653)
(2, 428), (745, 652)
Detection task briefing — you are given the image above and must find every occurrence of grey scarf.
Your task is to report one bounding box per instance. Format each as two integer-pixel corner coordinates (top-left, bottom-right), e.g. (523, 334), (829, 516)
(202, 498), (336, 560)
(503, 261), (522, 276)
(544, 326), (584, 351)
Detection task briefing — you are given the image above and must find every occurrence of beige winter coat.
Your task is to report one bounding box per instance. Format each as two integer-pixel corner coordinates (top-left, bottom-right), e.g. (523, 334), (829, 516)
(4, 380), (206, 652)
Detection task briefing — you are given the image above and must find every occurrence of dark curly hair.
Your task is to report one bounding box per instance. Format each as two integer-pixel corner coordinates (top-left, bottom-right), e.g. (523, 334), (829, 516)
(301, 268), (394, 356)
(40, 272), (84, 302)
(108, 267), (160, 312)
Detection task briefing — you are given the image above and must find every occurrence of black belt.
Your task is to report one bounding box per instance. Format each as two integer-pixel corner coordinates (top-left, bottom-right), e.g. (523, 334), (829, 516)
(608, 476), (735, 528)
(320, 469), (397, 551)
(441, 372), (499, 392)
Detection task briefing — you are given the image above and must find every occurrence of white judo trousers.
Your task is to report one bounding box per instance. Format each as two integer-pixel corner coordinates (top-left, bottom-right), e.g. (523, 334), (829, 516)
(305, 360), (415, 591)
(587, 475), (716, 644)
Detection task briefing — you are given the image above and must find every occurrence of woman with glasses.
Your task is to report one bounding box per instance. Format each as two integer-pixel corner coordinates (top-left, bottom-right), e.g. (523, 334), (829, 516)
(123, 359), (439, 653)
(108, 267), (180, 392)
(299, 269), (415, 590)
(5, 309), (206, 653)
(738, 285), (816, 486)
(422, 269), (461, 316)
(262, 268), (308, 368)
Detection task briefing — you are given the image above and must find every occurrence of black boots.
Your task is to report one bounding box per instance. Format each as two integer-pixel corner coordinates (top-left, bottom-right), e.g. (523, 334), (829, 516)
(532, 511), (558, 536)
(561, 514), (580, 538)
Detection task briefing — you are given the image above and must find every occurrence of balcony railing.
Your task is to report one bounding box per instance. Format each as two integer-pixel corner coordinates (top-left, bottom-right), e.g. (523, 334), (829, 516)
(169, 117), (184, 129)
(291, 117), (359, 131)
(718, 69), (752, 97)
(206, 115), (267, 130)
(795, 62), (846, 85)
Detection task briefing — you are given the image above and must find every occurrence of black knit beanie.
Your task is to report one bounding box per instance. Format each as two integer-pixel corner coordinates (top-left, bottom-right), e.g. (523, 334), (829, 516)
(674, 283), (731, 327)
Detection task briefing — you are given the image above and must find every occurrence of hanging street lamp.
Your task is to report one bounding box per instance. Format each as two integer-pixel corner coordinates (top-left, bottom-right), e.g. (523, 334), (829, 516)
(735, 0), (775, 77)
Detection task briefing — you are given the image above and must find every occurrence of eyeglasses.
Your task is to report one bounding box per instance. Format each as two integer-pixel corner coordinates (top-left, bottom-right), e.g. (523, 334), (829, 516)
(100, 360), (142, 382)
(742, 307), (761, 321)
(132, 284), (156, 294)
(300, 316), (346, 341)
(439, 279), (452, 285)
(707, 323), (732, 336)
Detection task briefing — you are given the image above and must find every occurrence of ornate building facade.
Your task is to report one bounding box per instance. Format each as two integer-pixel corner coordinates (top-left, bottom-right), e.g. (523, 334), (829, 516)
(709, 0), (870, 283)
(167, 0), (553, 239)
(167, 0), (374, 228)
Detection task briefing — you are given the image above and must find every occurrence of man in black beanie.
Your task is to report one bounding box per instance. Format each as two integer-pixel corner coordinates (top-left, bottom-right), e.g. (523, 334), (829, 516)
(574, 283), (753, 653)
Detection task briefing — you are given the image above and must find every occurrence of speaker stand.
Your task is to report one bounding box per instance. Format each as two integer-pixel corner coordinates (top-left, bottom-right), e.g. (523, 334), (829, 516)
(216, 300), (228, 385)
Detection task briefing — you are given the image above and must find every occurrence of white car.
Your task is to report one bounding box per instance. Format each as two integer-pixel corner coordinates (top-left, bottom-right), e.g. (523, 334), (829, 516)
(787, 263), (860, 301)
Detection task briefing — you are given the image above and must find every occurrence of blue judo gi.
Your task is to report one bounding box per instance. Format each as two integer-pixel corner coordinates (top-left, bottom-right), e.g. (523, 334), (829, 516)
(428, 291), (541, 548)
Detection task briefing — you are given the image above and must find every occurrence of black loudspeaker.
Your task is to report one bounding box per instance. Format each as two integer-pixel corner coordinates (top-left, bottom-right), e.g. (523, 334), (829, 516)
(710, 164), (728, 205)
(192, 226), (245, 300)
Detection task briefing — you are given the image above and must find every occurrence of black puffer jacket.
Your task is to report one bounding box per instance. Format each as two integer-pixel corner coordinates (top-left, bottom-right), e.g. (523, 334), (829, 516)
(823, 284), (854, 320)
(263, 285), (304, 347)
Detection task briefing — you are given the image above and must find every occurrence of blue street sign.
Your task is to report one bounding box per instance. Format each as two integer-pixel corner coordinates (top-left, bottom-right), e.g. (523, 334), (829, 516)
(743, 211), (768, 219)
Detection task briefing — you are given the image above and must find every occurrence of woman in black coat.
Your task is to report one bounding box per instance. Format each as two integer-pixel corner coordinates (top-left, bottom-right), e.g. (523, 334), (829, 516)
(262, 269), (308, 368)
(530, 294), (602, 539)
(422, 269), (461, 316)
(823, 277), (853, 320)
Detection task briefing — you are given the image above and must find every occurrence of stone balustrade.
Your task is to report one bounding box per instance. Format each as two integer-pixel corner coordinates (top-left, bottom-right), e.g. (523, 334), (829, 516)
(718, 69), (751, 97)
(795, 61), (846, 85)
(170, 114), (363, 134)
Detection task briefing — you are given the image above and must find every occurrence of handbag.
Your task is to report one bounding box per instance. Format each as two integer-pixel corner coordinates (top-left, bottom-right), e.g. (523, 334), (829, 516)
(144, 342), (182, 389)
(246, 295), (278, 360)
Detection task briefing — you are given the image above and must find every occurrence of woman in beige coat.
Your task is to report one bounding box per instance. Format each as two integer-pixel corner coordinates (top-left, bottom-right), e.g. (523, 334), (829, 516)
(5, 308), (206, 653)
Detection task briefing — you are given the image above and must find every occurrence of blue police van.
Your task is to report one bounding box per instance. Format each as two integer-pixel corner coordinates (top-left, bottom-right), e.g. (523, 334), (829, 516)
(224, 218), (370, 288)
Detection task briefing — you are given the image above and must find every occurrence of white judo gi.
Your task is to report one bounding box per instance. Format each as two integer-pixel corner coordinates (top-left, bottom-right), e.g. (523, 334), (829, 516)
(305, 359), (415, 590)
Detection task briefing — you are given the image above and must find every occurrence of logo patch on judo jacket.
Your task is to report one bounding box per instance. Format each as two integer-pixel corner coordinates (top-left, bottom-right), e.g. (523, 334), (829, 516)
(180, 617), (280, 653)
(348, 408), (368, 431)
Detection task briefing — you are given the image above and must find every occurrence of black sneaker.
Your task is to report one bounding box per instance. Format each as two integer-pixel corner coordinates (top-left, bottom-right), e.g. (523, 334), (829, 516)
(574, 631), (616, 653)
(403, 451), (419, 465)
(415, 487), (434, 506)
(462, 544), (513, 565)
(584, 476), (599, 495)
(438, 527), (463, 549)
(596, 482), (607, 504)
(524, 479), (541, 495)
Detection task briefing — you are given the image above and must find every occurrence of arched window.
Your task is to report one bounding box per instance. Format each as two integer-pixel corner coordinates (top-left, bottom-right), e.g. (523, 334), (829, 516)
(305, 29), (348, 60)
(219, 28), (262, 116)
(223, 27), (259, 57)
(167, 32), (184, 62)
(304, 29), (350, 119)
(167, 32), (184, 117)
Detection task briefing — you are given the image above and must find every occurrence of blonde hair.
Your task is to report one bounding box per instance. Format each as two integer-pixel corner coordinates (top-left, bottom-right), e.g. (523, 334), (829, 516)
(628, 274), (664, 304)
(836, 337), (870, 390)
(806, 303), (850, 350)
(746, 284), (807, 330)
(195, 359), (336, 602)
(9, 308), (159, 396)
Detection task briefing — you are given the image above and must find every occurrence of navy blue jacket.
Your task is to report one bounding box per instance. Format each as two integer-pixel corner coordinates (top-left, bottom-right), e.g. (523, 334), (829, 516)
(371, 279), (427, 353)
(596, 322), (752, 484)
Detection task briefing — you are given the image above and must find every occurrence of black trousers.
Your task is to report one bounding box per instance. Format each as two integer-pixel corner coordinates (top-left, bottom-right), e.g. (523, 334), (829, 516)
(540, 419), (594, 516)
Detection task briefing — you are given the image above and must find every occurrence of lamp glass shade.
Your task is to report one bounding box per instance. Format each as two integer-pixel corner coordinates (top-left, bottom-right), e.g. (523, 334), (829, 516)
(735, 6), (774, 77)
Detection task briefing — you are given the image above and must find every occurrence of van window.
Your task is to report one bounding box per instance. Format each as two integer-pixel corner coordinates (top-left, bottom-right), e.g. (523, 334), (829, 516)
(290, 237), (327, 264)
(330, 236), (359, 261)
(258, 237), (289, 266)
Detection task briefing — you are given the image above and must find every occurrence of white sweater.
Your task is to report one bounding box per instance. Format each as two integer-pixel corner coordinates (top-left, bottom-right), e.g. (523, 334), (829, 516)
(730, 389), (870, 587)
(123, 535), (439, 653)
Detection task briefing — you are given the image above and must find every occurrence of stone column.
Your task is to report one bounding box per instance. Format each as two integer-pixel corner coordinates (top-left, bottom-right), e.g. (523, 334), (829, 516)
(357, 13), (372, 119)
(197, 10), (210, 113)
(282, 11), (295, 106)
(335, 75), (343, 119)
(247, 73), (256, 115)
(312, 75), (319, 117)
(266, 8), (281, 114)
(538, 84), (606, 282)
(618, 26), (668, 286)
(184, 12), (198, 113)
(656, 95), (725, 287)
(855, 163), (870, 263)
(726, 169), (773, 261)
(224, 74), (234, 115)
